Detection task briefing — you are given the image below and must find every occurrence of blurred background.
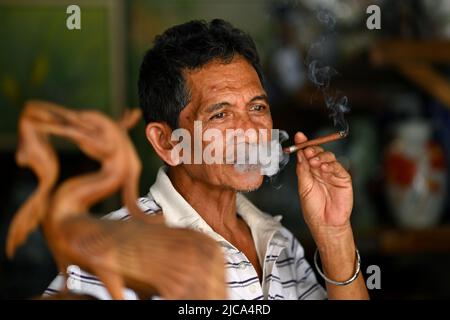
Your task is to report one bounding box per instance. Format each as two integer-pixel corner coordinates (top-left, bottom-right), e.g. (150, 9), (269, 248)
(1, 0), (450, 299)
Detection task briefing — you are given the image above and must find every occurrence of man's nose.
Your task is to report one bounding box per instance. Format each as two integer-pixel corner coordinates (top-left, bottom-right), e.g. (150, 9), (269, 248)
(234, 112), (266, 144)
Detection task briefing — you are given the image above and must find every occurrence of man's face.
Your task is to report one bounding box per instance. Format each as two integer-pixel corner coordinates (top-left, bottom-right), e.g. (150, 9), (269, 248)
(176, 56), (273, 192)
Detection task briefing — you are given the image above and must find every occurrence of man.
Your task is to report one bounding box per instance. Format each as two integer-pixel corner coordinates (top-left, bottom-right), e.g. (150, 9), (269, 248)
(46, 19), (369, 300)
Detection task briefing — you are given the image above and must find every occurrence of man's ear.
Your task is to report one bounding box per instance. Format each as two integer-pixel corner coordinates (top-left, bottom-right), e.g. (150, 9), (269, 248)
(145, 122), (179, 166)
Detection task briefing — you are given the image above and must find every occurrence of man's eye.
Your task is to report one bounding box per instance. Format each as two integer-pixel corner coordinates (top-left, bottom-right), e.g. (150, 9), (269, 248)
(210, 112), (226, 120)
(250, 104), (266, 112)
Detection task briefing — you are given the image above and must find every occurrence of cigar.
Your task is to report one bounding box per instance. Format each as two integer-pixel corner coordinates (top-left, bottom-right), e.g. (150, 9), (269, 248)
(283, 131), (348, 154)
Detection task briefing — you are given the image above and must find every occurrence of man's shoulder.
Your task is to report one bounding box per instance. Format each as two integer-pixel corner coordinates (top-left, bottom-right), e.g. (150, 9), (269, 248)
(102, 196), (161, 221)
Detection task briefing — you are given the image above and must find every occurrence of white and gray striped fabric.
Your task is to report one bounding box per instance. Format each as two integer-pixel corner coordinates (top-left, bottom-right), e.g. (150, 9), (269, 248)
(44, 166), (327, 300)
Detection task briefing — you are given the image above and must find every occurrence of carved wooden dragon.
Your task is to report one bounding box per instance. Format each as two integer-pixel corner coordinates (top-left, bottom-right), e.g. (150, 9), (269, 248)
(6, 100), (226, 299)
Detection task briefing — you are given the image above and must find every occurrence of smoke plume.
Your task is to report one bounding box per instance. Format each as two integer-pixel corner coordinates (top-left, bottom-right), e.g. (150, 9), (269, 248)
(306, 9), (350, 134)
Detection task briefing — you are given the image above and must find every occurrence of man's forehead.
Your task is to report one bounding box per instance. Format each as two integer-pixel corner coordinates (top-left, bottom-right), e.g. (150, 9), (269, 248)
(186, 57), (264, 106)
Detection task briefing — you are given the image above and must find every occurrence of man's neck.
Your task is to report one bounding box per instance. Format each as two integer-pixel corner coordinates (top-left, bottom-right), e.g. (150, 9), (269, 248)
(167, 166), (263, 281)
(167, 166), (239, 233)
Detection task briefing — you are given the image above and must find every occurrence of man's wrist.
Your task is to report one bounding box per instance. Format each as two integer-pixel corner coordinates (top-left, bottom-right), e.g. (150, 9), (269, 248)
(309, 222), (353, 250)
(311, 224), (358, 282)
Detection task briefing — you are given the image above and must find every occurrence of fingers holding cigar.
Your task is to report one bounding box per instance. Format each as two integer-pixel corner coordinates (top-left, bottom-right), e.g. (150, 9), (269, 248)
(306, 150), (336, 178)
(308, 149), (349, 179)
(292, 131), (347, 178)
(292, 131), (333, 161)
(309, 151), (336, 168)
(294, 131), (308, 146)
(303, 146), (325, 159)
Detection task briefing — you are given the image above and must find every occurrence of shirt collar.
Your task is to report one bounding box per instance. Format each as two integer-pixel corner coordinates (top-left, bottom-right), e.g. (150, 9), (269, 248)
(148, 166), (285, 261)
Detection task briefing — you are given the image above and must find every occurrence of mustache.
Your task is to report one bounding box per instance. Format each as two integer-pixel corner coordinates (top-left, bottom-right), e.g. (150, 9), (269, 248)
(223, 142), (271, 164)
(223, 134), (289, 177)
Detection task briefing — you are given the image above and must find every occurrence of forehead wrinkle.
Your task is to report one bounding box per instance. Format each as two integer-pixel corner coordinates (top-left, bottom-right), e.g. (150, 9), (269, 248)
(201, 80), (264, 107)
(184, 57), (264, 119)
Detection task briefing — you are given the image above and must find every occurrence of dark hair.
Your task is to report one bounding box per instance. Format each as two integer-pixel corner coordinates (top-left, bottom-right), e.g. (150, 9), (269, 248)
(138, 19), (264, 128)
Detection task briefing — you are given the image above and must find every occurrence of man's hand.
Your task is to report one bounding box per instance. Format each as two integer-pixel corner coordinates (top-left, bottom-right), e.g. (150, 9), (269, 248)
(294, 131), (369, 299)
(294, 132), (353, 240)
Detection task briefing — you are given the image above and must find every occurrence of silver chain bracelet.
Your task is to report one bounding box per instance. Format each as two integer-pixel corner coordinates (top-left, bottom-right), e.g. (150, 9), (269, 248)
(313, 248), (361, 286)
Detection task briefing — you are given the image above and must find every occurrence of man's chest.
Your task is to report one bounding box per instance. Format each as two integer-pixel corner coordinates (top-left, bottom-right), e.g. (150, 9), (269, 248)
(225, 220), (263, 281)
(222, 244), (296, 300)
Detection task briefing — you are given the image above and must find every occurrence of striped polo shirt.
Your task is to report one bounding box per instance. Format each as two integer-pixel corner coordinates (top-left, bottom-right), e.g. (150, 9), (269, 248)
(44, 166), (327, 300)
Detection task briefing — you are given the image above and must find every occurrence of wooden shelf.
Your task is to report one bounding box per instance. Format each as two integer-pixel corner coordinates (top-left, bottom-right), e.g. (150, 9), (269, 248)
(296, 225), (450, 256)
(373, 225), (450, 255)
(371, 39), (450, 111)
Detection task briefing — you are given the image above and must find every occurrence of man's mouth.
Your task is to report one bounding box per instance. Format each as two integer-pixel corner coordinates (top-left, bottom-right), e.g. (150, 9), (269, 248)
(233, 163), (261, 173)
(223, 141), (282, 176)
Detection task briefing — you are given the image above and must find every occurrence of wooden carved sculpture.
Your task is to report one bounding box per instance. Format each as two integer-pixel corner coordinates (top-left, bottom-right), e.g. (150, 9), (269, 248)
(6, 100), (226, 299)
